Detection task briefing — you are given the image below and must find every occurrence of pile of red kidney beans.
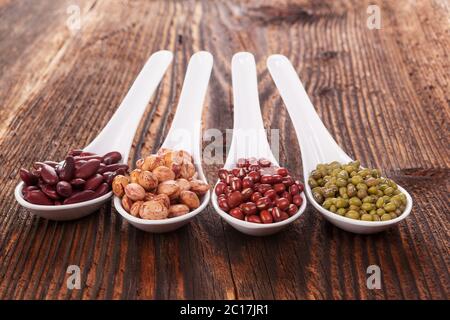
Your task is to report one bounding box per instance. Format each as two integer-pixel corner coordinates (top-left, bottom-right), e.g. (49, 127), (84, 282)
(215, 158), (304, 223)
(20, 150), (128, 205)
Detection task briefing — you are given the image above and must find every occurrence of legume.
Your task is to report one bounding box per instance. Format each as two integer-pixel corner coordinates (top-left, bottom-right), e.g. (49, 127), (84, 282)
(308, 160), (407, 221)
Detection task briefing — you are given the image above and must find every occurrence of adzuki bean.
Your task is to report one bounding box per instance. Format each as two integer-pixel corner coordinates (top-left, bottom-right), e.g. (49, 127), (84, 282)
(215, 158), (305, 224)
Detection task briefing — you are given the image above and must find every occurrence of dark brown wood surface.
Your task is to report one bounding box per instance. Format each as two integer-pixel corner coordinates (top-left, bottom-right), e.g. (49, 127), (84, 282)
(0, 0), (448, 300)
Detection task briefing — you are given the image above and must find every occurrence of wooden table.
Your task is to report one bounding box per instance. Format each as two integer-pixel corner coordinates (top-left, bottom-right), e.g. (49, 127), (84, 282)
(0, 0), (448, 300)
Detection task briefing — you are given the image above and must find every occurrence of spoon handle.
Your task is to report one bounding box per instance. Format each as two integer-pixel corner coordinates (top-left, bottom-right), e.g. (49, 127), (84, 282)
(84, 50), (173, 161)
(161, 51), (213, 164)
(267, 54), (351, 174)
(226, 52), (277, 167)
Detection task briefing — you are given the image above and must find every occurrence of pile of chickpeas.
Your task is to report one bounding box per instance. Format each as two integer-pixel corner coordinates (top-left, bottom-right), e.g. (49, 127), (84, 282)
(112, 148), (209, 220)
(308, 160), (407, 221)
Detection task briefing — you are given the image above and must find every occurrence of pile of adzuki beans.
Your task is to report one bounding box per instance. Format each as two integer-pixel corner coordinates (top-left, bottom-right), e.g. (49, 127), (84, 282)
(215, 158), (304, 223)
(20, 150), (128, 205)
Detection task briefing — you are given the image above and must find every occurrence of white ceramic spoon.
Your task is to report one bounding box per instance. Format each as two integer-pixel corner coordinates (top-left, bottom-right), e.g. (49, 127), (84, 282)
(211, 52), (307, 236)
(267, 54), (413, 234)
(113, 51), (213, 233)
(14, 50), (173, 221)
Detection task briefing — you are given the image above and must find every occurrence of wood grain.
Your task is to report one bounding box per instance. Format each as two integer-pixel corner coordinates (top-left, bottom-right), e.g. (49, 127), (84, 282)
(0, 0), (448, 300)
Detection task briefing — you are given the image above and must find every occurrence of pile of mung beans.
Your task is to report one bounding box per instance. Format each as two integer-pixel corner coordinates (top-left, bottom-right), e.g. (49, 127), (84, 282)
(308, 160), (407, 221)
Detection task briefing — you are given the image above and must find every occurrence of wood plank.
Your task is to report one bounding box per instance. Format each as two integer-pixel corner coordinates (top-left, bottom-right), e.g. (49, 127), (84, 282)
(0, 0), (448, 300)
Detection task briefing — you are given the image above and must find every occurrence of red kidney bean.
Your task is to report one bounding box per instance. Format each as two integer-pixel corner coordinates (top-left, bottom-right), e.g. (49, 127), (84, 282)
(115, 167), (127, 176)
(56, 181), (73, 198)
(276, 197), (290, 211)
(218, 169), (228, 181)
(70, 178), (85, 188)
(20, 168), (38, 186)
(241, 188), (253, 201)
(63, 190), (96, 205)
(59, 155), (75, 181)
(245, 215), (262, 223)
(250, 191), (262, 203)
(229, 208), (244, 220)
(74, 155), (103, 161)
(75, 159), (101, 179)
(264, 189), (277, 201)
(215, 182), (227, 196)
(240, 202), (257, 215)
(54, 200), (62, 205)
(260, 210), (273, 224)
(75, 160), (86, 170)
(260, 174), (272, 184)
(293, 194), (303, 207)
(93, 182), (110, 197)
(276, 167), (288, 177)
(248, 164), (260, 171)
(227, 191), (243, 209)
(296, 182), (304, 193)
(40, 163), (59, 185)
(242, 176), (254, 189)
(287, 204), (298, 216)
(273, 183), (286, 194)
(25, 190), (53, 205)
(103, 171), (117, 185)
(258, 158), (271, 167)
(98, 163), (128, 174)
(41, 184), (60, 200)
(230, 177), (242, 191)
(102, 151), (122, 165)
(256, 197), (272, 210)
(80, 151), (96, 156)
(68, 149), (83, 156)
(218, 197), (230, 212)
(282, 176), (295, 186)
(85, 174), (104, 191)
(22, 185), (39, 196)
(257, 183), (272, 194)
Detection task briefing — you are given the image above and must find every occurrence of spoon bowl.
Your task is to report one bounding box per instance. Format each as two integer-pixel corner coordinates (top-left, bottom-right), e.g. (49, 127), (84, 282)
(113, 51), (213, 233)
(267, 54), (413, 234)
(14, 50), (173, 221)
(212, 52), (307, 236)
